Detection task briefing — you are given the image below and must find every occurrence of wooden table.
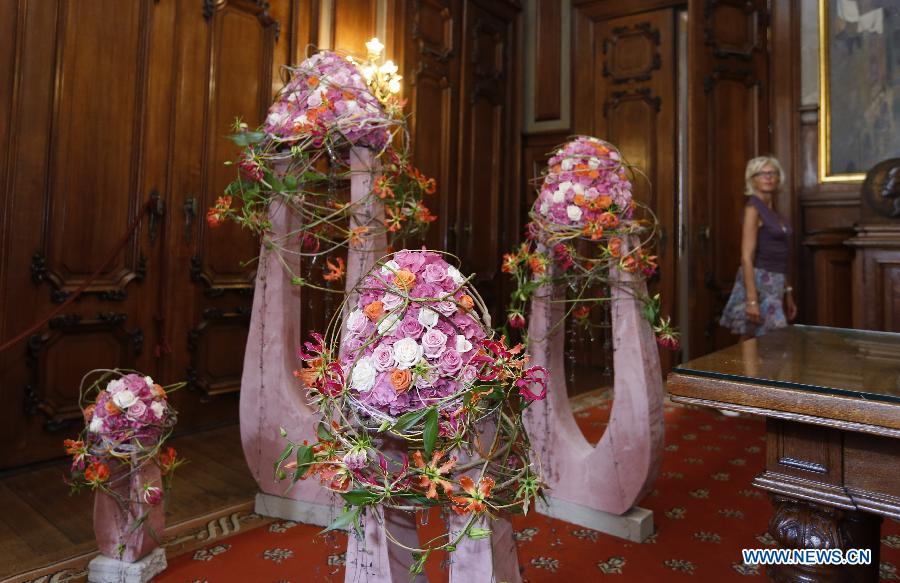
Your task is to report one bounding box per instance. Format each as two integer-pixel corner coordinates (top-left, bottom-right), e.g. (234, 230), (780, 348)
(667, 325), (900, 582)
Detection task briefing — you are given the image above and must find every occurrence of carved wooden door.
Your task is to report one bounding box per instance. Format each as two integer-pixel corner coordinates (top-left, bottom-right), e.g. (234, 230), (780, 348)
(0, 0), (287, 469)
(454, 0), (520, 323)
(687, 0), (770, 356)
(573, 9), (679, 372)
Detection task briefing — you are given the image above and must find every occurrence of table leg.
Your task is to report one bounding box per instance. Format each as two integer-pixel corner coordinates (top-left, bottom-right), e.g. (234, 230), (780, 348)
(766, 495), (882, 582)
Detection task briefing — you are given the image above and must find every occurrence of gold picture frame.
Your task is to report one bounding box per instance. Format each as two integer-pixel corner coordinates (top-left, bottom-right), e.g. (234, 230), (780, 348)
(818, 0), (896, 183)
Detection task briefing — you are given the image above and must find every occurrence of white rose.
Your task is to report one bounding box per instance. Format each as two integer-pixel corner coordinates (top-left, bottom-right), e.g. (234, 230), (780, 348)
(456, 335), (473, 354)
(144, 375), (155, 388)
(112, 389), (138, 409)
(393, 337), (424, 369)
(265, 110), (288, 127)
(418, 307), (440, 329)
(382, 292), (404, 310)
(552, 188), (566, 203)
(567, 205), (583, 222)
(150, 401), (166, 419)
(572, 182), (585, 195)
(89, 416), (103, 433)
(377, 311), (402, 335)
(540, 200), (550, 214)
(106, 379), (125, 394)
(447, 266), (466, 286)
(350, 357), (377, 392)
(380, 260), (401, 276)
(561, 158), (574, 171)
(588, 158), (600, 169)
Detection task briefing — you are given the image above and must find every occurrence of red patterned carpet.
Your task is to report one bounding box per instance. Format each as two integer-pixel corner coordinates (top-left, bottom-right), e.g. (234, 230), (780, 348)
(156, 399), (900, 582)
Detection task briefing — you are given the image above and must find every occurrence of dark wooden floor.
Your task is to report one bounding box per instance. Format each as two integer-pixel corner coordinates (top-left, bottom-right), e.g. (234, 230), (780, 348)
(0, 424), (257, 580)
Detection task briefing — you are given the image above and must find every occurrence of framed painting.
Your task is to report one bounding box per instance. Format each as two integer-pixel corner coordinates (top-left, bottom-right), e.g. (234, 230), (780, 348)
(819, 0), (900, 183)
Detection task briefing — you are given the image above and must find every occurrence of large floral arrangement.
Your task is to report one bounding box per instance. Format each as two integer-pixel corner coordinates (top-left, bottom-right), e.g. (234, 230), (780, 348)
(64, 371), (184, 546)
(504, 136), (678, 349)
(208, 45), (436, 292)
(277, 250), (546, 574)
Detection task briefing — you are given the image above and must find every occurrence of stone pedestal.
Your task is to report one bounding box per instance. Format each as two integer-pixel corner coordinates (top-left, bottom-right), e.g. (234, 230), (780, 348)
(87, 547), (166, 583)
(523, 242), (664, 540)
(93, 459), (164, 562)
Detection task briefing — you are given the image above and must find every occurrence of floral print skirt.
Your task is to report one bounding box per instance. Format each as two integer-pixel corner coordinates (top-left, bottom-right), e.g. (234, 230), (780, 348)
(719, 267), (787, 336)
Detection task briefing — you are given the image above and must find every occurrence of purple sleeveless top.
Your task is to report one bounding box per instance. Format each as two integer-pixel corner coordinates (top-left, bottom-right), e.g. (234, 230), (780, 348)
(747, 196), (791, 274)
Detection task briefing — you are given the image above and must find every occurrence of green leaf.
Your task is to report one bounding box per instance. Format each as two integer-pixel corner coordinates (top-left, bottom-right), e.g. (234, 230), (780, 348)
(293, 444), (313, 480)
(316, 422), (332, 441)
(423, 408), (439, 458)
(377, 420), (391, 433)
(393, 408), (430, 433)
(283, 174), (298, 191)
(274, 443), (293, 471)
(226, 131), (265, 147)
(467, 527), (492, 540)
(341, 490), (380, 505)
(321, 507), (360, 534)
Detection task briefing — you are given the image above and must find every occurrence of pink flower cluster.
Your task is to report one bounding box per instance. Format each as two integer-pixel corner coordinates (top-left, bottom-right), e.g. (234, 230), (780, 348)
(340, 251), (488, 416)
(86, 374), (171, 446)
(264, 51), (390, 150)
(534, 136), (633, 230)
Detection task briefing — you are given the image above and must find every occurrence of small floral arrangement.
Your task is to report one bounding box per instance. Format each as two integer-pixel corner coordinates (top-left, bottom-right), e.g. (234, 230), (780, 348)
(277, 250), (546, 575)
(504, 136), (678, 349)
(64, 371), (184, 544)
(208, 46), (436, 293)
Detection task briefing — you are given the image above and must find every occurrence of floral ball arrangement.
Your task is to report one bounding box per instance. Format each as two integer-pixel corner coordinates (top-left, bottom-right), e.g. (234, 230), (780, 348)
(278, 250), (546, 572)
(208, 48), (437, 292)
(64, 370), (183, 502)
(504, 136), (678, 349)
(263, 51), (392, 151)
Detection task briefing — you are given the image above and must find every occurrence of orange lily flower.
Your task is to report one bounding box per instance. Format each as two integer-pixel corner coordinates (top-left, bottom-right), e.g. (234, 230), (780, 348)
(412, 450), (457, 499)
(450, 475), (495, 515)
(350, 226), (369, 248)
(323, 257), (346, 282)
(84, 461), (110, 485)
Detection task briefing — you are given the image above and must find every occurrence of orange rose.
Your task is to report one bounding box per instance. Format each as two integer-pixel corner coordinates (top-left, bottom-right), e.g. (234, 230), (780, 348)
(393, 269), (416, 290)
(151, 383), (166, 398)
(458, 295), (475, 312)
(594, 195), (613, 210)
(83, 404), (96, 424)
(364, 300), (385, 322)
(573, 194), (586, 207)
(104, 400), (120, 415)
(389, 368), (412, 393)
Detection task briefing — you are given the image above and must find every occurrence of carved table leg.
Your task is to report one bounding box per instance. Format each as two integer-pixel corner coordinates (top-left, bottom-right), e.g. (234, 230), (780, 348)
(767, 495), (882, 583)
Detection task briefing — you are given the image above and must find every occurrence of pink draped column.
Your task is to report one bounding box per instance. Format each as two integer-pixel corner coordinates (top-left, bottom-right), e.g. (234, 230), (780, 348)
(241, 147), (387, 525)
(523, 240), (664, 542)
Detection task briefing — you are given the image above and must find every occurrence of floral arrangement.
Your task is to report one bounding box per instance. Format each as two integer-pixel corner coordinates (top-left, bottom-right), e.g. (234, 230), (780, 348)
(64, 370), (184, 552)
(277, 250), (546, 575)
(207, 44), (436, 293)
(503, 136), (679, 349)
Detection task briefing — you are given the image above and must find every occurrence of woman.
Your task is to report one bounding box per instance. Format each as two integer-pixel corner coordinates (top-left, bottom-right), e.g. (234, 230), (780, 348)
(720, 156), (797, 339)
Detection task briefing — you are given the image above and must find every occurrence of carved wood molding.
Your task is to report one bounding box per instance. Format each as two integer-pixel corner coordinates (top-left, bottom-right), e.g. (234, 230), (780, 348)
(603, 87), (661, 118)
(703, 0), (761, 61)
(412, 0), (454, 65)
(23, 313), (142, 432)
(602, 21), (661, 85)
(186, 307), (251, 399)
(203, 0), (280, 40)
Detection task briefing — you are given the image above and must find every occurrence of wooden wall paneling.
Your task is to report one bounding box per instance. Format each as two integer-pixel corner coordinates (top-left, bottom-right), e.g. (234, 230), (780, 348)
(0, 0), (17, 326)
(533, 0), (561, 121)
(523, 0), (569, 133)
(686, 0), (770, 357)
(455, 0), (521, 323)
(801, 230), (854, 328)
(848, 227), (900, 333)
(291, 0), (320, 64)
(331, 0), (379, 54)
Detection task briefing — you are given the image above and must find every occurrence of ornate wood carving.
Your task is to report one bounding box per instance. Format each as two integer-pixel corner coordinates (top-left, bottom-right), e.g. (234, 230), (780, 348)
(703, 0), (760, 61)
(602, 21), (661, 85)
(186, 307), (251, 399)
(767, 495), (882, 582)
(23, 313), (142, 432)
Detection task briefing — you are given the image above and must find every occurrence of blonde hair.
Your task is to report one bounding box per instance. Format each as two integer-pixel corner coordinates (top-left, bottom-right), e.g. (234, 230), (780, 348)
(744, 156), (784, 196)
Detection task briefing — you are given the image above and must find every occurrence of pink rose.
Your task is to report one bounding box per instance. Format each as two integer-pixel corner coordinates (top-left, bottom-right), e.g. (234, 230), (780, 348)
(460, 365), (477, 385)
(397, 316), (424, 339)
(438, 349), (463, 375)
(421, 329), (448, 359)
(372, 344), (396, 371)
(434, 300), (457, 317)
(127, 400), (147, 418)
(423, 263), (447, 284)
